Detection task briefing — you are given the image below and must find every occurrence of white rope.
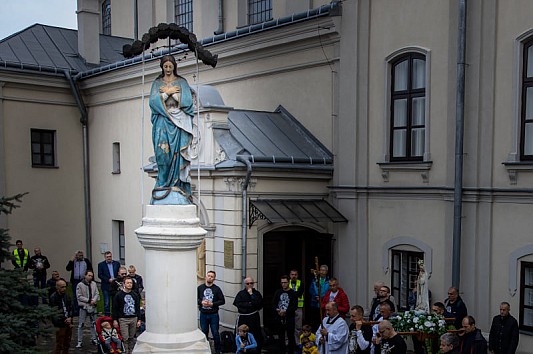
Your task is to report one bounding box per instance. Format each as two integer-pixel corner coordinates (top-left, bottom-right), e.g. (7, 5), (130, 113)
(195, 51), (201, 212)
(140, 52), (146, 219)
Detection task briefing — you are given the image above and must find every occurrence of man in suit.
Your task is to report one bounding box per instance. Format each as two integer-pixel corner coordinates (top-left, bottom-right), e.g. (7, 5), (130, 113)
(97, 251), (120, 316)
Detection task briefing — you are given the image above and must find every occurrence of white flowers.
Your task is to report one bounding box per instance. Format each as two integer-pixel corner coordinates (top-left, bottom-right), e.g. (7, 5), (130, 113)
(390, 310), (447, 335)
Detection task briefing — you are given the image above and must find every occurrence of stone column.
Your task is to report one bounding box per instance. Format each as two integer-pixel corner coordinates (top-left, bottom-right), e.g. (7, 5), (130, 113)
(133, 204), (210, 353)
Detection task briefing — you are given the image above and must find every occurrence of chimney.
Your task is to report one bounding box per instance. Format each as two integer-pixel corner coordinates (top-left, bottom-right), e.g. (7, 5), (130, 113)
(77, 0), (100, 65)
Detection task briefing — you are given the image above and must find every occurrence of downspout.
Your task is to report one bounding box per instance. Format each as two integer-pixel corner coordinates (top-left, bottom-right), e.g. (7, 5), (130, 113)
(236, 155), (252, 286)
(134, 0), (139, 40)
(64, 69), (92, 262)
(214, 0), (224, 35)
(452, 0), (467, 288)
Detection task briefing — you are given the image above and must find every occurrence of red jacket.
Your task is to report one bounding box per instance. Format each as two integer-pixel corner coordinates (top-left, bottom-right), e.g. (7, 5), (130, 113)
(320, 287), (350, 318)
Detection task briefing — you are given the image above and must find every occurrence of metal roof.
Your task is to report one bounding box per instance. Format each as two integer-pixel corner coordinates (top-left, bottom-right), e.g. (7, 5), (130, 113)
(249, 199), (347, 226)
(0, 24), (132, 74)
(213, 106), (333, 171)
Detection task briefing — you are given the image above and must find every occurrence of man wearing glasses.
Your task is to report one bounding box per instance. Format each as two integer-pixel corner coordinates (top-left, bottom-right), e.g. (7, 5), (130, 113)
(374, 320), (406, 354)
(234, 276), (264, 352)
(272, 275), (298, 354)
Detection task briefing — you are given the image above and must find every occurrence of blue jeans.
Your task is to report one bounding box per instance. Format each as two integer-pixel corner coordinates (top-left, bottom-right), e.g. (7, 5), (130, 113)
(200, 312), (221, 353)
(102, 287), (111, 316)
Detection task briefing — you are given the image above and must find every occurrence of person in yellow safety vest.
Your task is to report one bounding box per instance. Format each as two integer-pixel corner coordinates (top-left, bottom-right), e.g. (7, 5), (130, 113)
(12, 239), (30, 271)
(289, 269), (305, 343)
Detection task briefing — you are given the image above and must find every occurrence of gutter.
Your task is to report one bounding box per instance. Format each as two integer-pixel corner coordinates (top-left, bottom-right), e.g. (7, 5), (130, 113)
(63, 69), (92, 262)
(452, 0), (467, 288)
(236, 155), (253, 286)
(214, 0), (224, 35)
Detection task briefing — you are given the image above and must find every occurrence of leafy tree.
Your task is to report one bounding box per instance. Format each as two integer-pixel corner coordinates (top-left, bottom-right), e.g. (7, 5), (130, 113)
(0, 193), (57, 353)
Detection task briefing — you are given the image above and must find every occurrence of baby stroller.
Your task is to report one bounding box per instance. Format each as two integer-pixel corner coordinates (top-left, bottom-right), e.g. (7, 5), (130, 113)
(94, 316), (126, 354)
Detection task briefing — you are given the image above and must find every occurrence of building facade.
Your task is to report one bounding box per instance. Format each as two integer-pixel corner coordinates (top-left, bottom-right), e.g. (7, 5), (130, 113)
(2, 1), (533, 351)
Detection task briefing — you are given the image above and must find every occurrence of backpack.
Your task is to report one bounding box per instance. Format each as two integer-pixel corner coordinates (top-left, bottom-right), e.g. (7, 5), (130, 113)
(220, 330), (236, 353)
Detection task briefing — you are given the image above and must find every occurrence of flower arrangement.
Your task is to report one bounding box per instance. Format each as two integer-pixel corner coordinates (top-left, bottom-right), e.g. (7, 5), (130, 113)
(390, 310), (448, 336)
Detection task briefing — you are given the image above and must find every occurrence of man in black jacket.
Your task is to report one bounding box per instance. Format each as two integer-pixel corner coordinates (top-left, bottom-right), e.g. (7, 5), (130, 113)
(234, 276), (264, 352)
(272, 275), (297, 354)
(49, 279), (73, 354)
(29, 247), (50, 303)
(489, 302), (519, 354)
(459, 316), (487, 354)
(445, 287), (468, 329)
(197, 270), (225, 354)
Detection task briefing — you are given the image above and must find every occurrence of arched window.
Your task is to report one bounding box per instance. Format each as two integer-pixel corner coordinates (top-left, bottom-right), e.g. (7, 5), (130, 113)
(390, 53), (426, 161)
(101, 0), (111, 36)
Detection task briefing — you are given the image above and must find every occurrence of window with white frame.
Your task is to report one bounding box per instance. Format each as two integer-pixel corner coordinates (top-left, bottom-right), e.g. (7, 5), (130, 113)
(101, 0), (111, 35)
(520, 39), (533, 160)
(112, 220), (125, 265)
(390, 53), (426, 161)
(175, 0), (193, 32)
(31, 129), (56, 167)
(248, 0), (272, 25)
(391, 250), (423, 310)
(520, 261), (533, 331)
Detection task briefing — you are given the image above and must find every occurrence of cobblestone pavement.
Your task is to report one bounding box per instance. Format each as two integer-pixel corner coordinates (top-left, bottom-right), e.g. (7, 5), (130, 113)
(37, 315), (137, 354)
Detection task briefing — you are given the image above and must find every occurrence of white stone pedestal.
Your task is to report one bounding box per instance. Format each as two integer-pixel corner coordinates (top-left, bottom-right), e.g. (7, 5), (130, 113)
(133, 204), (210, 353)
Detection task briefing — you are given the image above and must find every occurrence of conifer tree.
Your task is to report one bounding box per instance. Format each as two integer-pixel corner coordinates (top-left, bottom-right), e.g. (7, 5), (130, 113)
(0, 193), (57, 353)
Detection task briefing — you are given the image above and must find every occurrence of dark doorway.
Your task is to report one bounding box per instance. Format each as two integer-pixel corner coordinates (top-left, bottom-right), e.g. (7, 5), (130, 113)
(262, 228), (332, 333)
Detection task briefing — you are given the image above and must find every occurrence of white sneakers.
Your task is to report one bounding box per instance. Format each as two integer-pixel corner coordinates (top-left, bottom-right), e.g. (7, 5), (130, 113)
(76, 342), (83, 348)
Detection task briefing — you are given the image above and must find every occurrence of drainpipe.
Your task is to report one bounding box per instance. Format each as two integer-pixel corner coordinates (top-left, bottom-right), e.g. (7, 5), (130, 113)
(236, 155), (252, 286)
(452, 0), (467, 288)
(63, 70), (92, 262)
(214, 0), (224, 35)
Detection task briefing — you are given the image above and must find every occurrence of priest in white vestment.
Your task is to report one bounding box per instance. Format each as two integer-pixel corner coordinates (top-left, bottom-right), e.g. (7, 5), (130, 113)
(316, 302), (349, 354)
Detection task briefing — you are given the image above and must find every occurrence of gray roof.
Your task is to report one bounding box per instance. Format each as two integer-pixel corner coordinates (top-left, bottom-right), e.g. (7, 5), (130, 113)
(214, 106), (333, 171)
(0, 24), (132, 74)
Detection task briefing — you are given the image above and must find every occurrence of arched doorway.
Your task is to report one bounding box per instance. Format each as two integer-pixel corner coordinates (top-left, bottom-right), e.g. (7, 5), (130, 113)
(262, 227), (332, 333)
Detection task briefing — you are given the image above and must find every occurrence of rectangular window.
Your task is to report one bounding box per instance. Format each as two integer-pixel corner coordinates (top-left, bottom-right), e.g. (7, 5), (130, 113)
(248, 0), (272, 25)
(175, 0), (193, 32)
(520, 261), (533, 331)
(31, 129), (56, 167)
(102, 0), (111, 35)
(112, 142), (121, 174)
(391, 250), (423, 310)
(112, 220), (126, 265)
(520, 41), (533, 160)
(390, 54), (426, 161)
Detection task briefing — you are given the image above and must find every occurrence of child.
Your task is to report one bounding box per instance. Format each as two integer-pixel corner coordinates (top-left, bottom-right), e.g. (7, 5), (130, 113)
(235, 324), (258, 353)
(299, 324), (317, 346)
(301, 336), (319, 354)
(101, 320), (123, 353)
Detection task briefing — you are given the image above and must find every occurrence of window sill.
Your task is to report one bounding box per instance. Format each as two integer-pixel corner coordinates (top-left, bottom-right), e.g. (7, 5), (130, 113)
(519, 329), (533, 336)
(31, 165), (58, 169)
(502, 161), (533, 185)
(377, 161), (433, 183)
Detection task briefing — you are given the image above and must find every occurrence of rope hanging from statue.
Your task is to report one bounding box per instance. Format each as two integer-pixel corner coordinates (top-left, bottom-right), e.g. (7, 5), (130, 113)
(122, 23), (217, 68)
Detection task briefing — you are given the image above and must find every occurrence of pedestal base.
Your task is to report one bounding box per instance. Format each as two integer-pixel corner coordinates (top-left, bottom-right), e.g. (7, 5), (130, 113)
(133, 329), (211, 353)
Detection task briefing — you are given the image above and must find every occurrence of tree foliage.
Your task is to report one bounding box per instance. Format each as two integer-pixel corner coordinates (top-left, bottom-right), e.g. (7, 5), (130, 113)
(0, 193), (57, 353)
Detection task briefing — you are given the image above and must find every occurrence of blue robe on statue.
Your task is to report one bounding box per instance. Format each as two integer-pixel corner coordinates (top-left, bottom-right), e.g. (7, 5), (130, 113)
(149, 75), (196, 204)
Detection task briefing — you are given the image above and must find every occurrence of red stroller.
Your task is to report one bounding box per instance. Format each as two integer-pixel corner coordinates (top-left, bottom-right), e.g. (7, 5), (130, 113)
(94, 316), (126, 354)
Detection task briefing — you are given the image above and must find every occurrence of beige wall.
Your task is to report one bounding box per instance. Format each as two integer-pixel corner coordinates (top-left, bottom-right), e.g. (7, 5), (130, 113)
(0, 74), (85, 273)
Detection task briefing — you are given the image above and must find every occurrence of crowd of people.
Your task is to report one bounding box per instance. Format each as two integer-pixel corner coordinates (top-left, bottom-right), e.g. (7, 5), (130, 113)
(11, 240), (143, 354)
(198, 265), (520, 354)
(11, 239), (520, 354)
